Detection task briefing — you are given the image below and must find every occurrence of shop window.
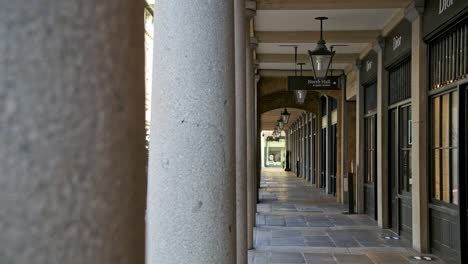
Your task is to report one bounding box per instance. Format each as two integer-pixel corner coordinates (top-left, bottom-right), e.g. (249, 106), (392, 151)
(431, 91), (459, 204)
(399, 106), (412, 193)
(364, 83), (377, 114)
(388, 57), (411, 105)
(429, 21), (468, 90)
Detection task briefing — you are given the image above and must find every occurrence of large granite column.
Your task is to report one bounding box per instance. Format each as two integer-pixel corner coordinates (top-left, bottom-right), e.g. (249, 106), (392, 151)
(375, 38), (389, 228)
(147, 1), (236, 263)
(1, 1), (146, 263)
(354, 62), (365, 213)
(407, 4), (429, 253)
(246, 18), (256, 250)
(235, 0), (247, 262)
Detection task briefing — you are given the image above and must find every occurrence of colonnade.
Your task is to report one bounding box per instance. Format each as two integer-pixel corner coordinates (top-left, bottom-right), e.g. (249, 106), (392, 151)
(289, 113), (314, 182)
(1, 0), (258, 263)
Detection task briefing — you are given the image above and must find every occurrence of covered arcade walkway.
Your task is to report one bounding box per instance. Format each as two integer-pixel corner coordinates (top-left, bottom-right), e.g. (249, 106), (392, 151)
(249, 169), (445, 264)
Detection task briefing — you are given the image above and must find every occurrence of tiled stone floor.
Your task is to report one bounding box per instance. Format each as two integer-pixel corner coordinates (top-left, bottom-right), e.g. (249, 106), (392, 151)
(248, 168), (446, 264)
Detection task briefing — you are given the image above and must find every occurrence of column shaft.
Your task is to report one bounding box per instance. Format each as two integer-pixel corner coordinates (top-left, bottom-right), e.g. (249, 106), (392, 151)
(1, 1), (146, 263)
(147, 1), (236, 263)
(410, 14), (429, 253)
(376, 43), (389, 228)
(246, 30), (256, 250)
(235, 0), (247, 262)
(355, 64), (365, 214)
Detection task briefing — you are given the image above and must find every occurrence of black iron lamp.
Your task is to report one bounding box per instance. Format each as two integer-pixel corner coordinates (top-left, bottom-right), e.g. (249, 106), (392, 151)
(294, 62), (307, 104)
(308, 17), (335, 80)
(277, 119), (284, 129)
(281, 108), (290, 124)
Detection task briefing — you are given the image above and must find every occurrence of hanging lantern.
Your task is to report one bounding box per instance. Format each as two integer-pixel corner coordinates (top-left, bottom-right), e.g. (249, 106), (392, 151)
(294, 90), (307, 104)
(281, 108), (290, 124)
(277, 119), (284, 129)
(308, 17), (335, 80)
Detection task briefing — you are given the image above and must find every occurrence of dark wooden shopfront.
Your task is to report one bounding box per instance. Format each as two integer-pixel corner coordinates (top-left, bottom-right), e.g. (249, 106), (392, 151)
(424, 1), (468, 262)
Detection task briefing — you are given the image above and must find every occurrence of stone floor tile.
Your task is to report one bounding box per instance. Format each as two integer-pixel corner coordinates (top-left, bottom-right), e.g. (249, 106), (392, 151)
(271, 237), (306, 246)
(334, 254), (373, 264)
(270, 252), (305, 263)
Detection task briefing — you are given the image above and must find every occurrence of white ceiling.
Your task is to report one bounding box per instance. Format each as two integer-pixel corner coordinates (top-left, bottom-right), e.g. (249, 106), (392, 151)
(258, 62), (349, 70)
(255, 9), (398, 31)
(254, 6), (403, 75)
(257, 42), (369, 54)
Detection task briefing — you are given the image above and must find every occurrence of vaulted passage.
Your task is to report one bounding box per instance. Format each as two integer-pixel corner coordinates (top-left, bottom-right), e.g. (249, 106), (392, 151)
(1, 1), (467, 264)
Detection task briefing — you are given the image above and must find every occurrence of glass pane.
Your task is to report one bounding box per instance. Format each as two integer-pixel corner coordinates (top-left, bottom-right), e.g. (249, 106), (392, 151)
(434, 149), (441, 200)
(442, 94), (450, 147)
(442, 149), (450, 203)
(408, 107), (413, 146)
(433, 97), (440, 148)
(452, 148), (459, 205)
(408, 150), (412, 192)
(401, 150), (409, 192)
(401, 107), (408, 148)
(451, 91), (459, 146)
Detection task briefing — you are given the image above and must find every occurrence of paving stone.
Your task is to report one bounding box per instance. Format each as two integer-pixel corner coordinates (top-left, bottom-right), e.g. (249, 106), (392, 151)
(266, 216), (286, 226)
(271, 237), (306, 246)
(305, 241), (336, 247)
(270, 252), (305, 263)
(367, 253), (412, 264)
(303, 253), (337, 264)
(334, 254), (373, 264)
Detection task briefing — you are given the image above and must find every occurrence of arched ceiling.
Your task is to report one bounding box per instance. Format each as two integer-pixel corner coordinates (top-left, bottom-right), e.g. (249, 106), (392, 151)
(261, 108), (306, 131)
(254, 0), (413, 77)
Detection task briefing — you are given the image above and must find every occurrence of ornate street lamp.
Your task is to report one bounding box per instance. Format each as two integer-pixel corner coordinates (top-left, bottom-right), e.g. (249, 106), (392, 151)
(308, 17), (335, 80)
(281, 108), (290, 124)
(294, 62), (307, 104)
(277, 119), (284, 129)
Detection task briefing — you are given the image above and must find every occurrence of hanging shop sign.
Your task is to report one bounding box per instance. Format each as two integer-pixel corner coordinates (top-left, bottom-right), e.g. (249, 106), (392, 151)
(424, 0), (468, 39)
(288, 76), (340, 91)
(360, 50), (377, 85)
(384, 19), (412, 68)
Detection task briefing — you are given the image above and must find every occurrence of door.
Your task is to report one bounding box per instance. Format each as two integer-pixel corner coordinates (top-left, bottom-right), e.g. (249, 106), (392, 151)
(329, 123), (337, 196)
(389, 109), (399, 233)
(364, 115), (377, 220)
(311, 117), (316, 185)
(389, 105), (413, 239)
(429, 89), (461, 263)
(320, 126), (327, 189)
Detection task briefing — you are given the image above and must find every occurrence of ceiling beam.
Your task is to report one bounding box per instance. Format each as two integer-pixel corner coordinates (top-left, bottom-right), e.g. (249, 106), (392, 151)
(257, 53), (359, 64)
(258, 69), (345, 77)
(256, 30), (380, 43)
(257, 0), (411, 10)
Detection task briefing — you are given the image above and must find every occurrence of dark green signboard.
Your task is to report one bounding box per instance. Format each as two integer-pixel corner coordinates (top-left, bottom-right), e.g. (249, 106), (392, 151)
(288, 76), (340, 91)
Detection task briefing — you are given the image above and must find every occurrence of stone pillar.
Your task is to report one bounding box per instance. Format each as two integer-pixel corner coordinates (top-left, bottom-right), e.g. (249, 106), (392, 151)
(375, 39), (389, 228)
(407, 5), (429, 253)
(336, 96), (343, 203)
(235, 0), (247, 262)
(246, 20), (256, 250)
(354, 62), (365, 214)
(0, 1), (146, 263)
(147, 1), (236, 263)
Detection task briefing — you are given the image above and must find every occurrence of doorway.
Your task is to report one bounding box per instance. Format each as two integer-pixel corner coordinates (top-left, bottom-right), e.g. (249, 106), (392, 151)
(389, 105), (413, 239)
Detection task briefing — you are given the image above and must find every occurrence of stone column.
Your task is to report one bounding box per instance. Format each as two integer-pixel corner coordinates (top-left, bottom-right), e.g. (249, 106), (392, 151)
(235, 0), (247, 262)
(246, 19), (256, 250)
(147, 1), (236, 263)
(406, 5), (429, 253)
(0, 1), (146, 263)
(354, 62), (365, 214)
(375, 38), (389, 228)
